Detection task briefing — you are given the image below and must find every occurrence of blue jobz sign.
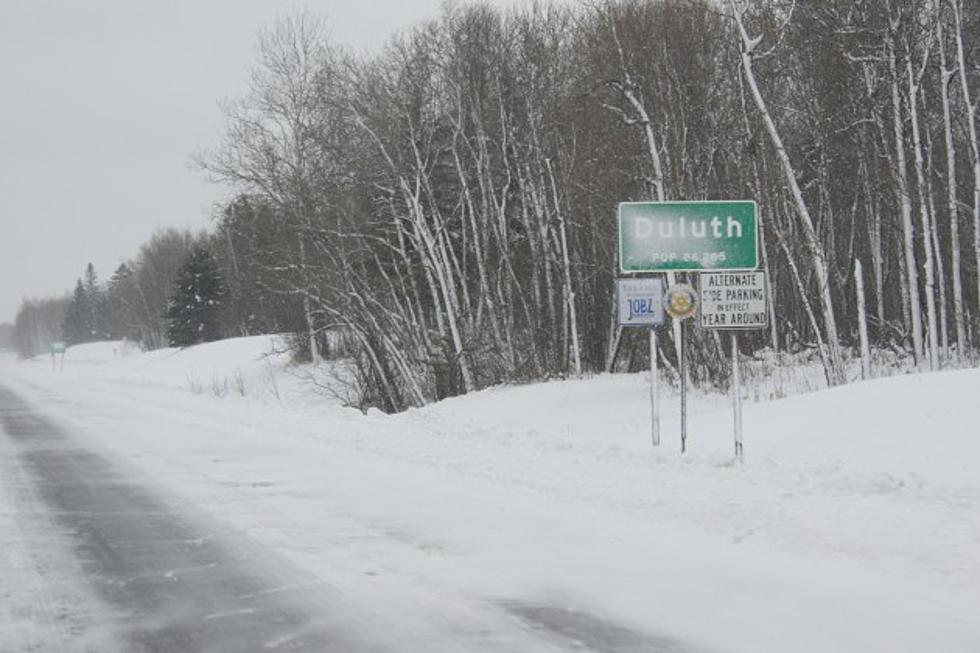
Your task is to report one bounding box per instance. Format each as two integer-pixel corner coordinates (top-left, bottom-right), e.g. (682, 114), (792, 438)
(617, 277), (665, 327)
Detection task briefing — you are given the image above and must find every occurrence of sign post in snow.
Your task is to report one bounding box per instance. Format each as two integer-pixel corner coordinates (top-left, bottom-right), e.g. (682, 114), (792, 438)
(617, 200), (756, 455)
(50, 341), (66, 371)
(616, 277), (666, 447)
(616, 201), (760, 457)
(664, 284), (698, 454)
(699, 272), (769, 461)
(618, 201), (758, 273)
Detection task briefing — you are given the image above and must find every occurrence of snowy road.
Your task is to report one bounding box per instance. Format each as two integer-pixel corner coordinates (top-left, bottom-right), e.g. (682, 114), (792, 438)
(0, 383), (389, 651)
(0, 381), (686, 652)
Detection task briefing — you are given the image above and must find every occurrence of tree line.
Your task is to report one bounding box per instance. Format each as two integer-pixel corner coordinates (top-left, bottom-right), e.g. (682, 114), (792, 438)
(12, 229), (240, 358)
(13, 0), (980, 412)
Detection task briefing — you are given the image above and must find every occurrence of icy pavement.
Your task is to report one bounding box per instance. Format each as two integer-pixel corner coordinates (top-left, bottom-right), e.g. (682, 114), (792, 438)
(0, 384), (391, 651)
(0, 381), (666, 652)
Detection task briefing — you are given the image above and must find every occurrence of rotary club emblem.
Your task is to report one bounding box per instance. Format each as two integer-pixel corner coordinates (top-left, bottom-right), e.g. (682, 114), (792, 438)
(665, 283), (698, 320)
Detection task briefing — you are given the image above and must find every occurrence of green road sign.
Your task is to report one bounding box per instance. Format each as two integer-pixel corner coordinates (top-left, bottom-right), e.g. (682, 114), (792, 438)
(619, 201), (758, 272)
(50, 341), (67, 354)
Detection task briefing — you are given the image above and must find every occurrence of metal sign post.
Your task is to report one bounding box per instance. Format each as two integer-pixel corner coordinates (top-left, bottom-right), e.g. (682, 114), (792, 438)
(616, 277), (666, 447)
(699, 272), (768, 461)
(649, 328), (660, 446)
(665, 283), (698, 454)
(732, 333), (743, 460)
(680, 321), (687, 453)
(50, 341), (67, 371)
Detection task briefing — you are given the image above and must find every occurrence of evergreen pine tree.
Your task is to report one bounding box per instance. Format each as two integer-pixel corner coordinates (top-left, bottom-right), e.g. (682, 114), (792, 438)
(83, 262), (108, 339)
(62, 279), (90, 345)
(165, 247), (226, 347)
(83, 262), (98, 295)
(106, 263), (137, 340)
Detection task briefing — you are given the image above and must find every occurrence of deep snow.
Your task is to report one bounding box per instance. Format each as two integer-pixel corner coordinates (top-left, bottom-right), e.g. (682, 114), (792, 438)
(1, 338), (978, 651)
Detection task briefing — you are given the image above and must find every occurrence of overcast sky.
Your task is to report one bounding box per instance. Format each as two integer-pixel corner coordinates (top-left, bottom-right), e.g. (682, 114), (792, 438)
(0, 0), (527, 324)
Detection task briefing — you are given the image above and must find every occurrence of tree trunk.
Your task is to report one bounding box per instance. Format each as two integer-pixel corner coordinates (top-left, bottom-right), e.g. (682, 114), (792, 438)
(856, 259), (872, 380)
(545, 158), (582, 376)
(939, 21), (967, 361)
(888, 33), (926, 366)
(952, 0), (980, 345)
(906, 55), (940, 369)
(731, 1), (844, 385)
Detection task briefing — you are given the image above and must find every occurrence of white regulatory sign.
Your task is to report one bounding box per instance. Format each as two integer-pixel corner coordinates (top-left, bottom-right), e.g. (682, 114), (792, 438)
(699, 272), (768, 329)
(617, 277), (666, 328)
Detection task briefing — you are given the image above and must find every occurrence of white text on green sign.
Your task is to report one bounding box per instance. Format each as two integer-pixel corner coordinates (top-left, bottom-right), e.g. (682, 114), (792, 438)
(619, 201), (758, 272)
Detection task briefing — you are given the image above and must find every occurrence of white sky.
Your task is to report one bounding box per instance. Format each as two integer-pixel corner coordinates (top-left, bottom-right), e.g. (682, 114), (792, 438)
(0, 0), (525, 323)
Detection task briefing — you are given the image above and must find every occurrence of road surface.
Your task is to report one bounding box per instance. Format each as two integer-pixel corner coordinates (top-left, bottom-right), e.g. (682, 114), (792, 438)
(0, 382), (686, 653)
(0, 382), (402, 651)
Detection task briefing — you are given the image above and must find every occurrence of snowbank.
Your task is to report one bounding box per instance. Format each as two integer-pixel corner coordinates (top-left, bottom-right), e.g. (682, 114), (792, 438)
(29, 336), (323, 404)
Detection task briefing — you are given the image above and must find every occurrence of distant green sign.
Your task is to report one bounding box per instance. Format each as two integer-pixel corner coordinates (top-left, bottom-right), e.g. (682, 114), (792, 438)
(619, 201), (758, 272)
(51, 341), (67, 354)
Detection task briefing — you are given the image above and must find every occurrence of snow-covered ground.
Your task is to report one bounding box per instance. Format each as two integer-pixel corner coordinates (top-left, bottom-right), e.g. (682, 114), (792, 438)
(2, 338), (978, 651)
